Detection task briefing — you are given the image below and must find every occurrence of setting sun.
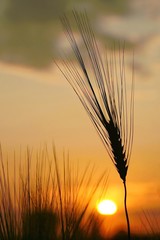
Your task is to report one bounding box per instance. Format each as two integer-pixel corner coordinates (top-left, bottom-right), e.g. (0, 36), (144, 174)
(97, 199), (117, 215)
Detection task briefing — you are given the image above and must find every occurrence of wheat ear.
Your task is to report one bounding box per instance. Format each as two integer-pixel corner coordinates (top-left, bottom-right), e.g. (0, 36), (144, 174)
(57, 11), (134, 240)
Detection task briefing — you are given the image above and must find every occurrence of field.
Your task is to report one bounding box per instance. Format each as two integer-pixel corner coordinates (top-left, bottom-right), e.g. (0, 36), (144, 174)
(0, 147), (159, 240)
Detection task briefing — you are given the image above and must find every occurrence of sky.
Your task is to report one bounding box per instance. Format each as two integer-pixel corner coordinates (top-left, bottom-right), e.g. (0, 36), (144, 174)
(0, 0), (160, 236)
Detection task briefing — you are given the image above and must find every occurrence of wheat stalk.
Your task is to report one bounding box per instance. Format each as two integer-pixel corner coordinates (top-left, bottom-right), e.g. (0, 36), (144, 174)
(57, 11), (134, 239)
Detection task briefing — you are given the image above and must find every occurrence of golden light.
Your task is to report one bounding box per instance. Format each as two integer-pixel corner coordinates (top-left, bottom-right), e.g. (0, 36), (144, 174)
(97, 199), (117, 215)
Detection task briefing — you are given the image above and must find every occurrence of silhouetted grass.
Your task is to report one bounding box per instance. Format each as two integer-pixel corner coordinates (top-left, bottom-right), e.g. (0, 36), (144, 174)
(0, 146), (108, 240)
(0, 146), (159, 239)
(53, 145), (108, 240)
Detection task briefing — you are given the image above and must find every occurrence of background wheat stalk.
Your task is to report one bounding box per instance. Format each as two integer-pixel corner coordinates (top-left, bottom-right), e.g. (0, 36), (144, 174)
(57, 11), (134, 240)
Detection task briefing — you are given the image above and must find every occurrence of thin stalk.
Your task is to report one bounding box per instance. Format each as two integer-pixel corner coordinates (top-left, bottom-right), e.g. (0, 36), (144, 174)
(123, 180), (131, 240)
(53, 147), (65, 240)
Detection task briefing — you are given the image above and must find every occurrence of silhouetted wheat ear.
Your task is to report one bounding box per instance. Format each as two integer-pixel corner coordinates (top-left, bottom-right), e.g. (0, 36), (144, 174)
(107, 120), (128, 182)
(57, 11), (134, 184)
(57, 11), (134, 240)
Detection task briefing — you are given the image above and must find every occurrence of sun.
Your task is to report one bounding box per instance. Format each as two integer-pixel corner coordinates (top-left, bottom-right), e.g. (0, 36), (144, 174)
(97, 199), (117, 215)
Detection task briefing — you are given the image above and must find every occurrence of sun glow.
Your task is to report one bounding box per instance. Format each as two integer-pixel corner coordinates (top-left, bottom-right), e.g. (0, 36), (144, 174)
(97, 199), (117, 215)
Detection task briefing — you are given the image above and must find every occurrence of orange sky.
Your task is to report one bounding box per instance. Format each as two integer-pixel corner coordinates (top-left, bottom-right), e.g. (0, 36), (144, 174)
(0, 4), (160, 234)
(0, 45), (159, 219)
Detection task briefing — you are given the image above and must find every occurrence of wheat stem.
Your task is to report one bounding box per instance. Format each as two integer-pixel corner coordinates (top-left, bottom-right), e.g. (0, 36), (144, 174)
(123, 180), (131, 240)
